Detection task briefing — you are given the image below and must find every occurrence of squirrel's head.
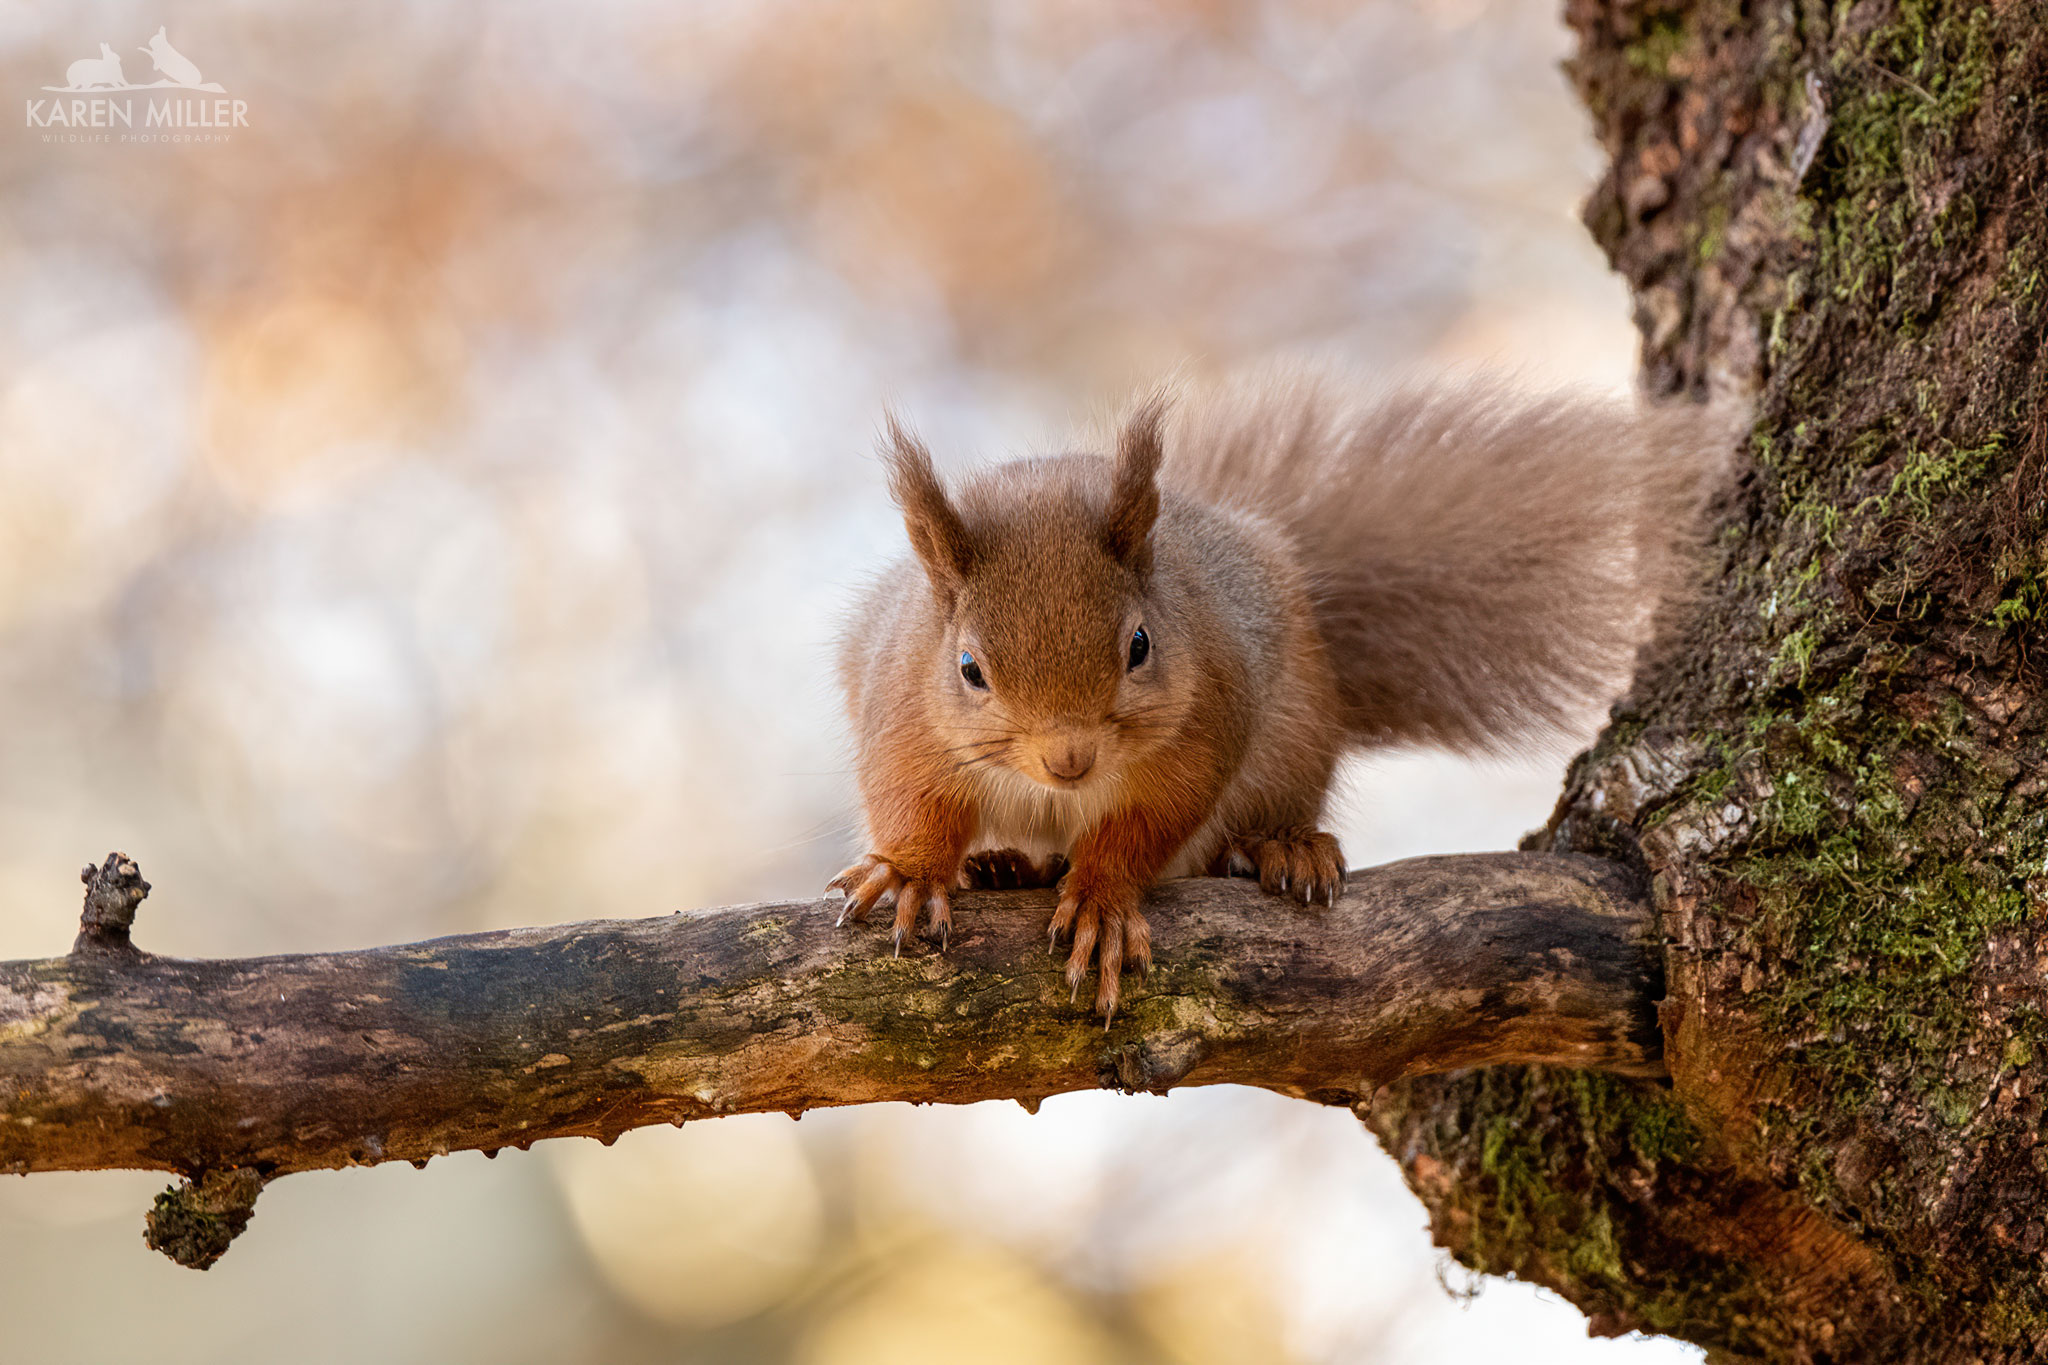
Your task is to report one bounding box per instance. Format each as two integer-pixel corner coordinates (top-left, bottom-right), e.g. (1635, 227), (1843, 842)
(884, 396), (1194, 792)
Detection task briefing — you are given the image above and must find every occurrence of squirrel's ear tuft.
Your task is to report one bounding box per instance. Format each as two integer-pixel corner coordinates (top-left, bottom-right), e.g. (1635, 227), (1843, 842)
(1103, 392), (1167, 574)
(883, 415), (975, 590)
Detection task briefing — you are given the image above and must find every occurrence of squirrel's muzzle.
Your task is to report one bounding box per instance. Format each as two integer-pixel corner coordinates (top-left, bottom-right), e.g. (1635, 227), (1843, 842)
(1038, 734), (1098, 785)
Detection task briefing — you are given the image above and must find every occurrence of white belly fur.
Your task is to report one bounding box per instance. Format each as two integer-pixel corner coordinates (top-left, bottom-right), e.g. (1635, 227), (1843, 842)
(967, 767), (1223, 880)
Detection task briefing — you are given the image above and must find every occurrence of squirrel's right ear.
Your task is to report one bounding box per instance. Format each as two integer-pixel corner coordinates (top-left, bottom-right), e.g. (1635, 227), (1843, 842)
(883, 415), (975, 591)
(1102, 392), (1168, 576)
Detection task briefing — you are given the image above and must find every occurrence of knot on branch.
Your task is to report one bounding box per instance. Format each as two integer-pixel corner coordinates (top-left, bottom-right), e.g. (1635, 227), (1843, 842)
(75, 852), (149, 954)
(1102, 1030), (1207, 1094)
(143, 1168), (266, 1271)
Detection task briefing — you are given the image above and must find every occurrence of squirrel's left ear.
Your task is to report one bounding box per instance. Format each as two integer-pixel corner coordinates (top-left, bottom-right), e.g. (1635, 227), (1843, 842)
(1103, 392), (1167, 575)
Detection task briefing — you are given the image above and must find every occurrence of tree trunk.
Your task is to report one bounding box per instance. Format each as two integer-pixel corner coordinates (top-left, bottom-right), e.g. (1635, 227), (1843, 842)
(1363, 2), (2048, 1360)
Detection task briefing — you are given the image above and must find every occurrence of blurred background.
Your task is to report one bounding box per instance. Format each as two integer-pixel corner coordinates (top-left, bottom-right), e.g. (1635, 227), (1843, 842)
(0, 1), (1700, 1361)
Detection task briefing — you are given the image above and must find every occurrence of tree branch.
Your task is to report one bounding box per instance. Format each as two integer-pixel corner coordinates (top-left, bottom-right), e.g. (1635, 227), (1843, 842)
(3, 850), (1660, 1267)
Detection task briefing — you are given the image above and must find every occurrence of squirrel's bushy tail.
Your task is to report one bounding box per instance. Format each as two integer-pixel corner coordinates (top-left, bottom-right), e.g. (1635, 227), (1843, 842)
(1161, 369), (1732, 754)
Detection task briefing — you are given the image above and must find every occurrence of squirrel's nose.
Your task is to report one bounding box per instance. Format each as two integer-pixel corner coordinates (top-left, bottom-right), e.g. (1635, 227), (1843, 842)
(1042, 739), (1097, 783)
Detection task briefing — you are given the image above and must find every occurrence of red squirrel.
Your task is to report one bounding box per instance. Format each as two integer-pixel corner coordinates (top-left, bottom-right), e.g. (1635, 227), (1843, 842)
(829, 371), (1720, 1017)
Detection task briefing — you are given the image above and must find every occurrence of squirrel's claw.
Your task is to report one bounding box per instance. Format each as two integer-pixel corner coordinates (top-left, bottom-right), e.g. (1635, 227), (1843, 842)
(1063, 901), (1098, 996)
(1223, 830), (1347, 908)
(828, 854), (953, 949)
(893, 881), (951, 951)
(1124, 907), (1152, 977)
(1093, 911), (1124, 1015)
(826, 856), (889, 923)
(1051, 885), (1148, 1020)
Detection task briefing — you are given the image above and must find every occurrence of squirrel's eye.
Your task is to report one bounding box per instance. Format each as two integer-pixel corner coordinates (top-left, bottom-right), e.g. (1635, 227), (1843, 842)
(1127, 625), (1151, 671)
(959, 651), (988, 691)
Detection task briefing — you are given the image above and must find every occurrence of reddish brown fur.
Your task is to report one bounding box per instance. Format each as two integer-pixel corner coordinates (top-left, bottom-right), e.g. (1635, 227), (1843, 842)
(831, 370), (1726, 1016)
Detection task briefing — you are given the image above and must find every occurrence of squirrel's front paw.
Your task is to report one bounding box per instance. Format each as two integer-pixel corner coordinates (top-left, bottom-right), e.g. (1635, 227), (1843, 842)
(828, 854), (954, 953)
(1047, 884), (1151, 1021)
(1218, 830), (1346, 906)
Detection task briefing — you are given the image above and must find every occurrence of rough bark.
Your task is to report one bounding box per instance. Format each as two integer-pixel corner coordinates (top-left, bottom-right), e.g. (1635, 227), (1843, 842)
(1365, 3), (2048, 1361)
(3, 851), (1659, 1268)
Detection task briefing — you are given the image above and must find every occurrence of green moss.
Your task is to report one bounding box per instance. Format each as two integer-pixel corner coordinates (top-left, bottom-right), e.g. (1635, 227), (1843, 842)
(143, 1169), (265, 1271)
(1566, 1205), (1626, 1283)
(1765, 271), (1813, 367)
(1400, 1069), (1772, 1349)
(1997, 237), (2042, 319)
(1469, 1072), (1704, 1271)
(1807, 4), (1996, 321)
(1771, 622), (1819, 684)
(1865, 434), (2007, 519)
(1786, 496), (1841, 548)
(1626, 1091), (1703, 1165)
(1694, 200), (1730, 265)
(1987, 547), (2045, 632)
(1712, 665), (2038, 1122)
(1983, 1285), (2048, 1348)
(1624, 15), (1689, 78)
